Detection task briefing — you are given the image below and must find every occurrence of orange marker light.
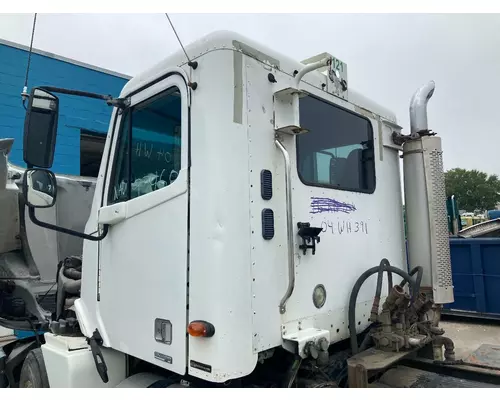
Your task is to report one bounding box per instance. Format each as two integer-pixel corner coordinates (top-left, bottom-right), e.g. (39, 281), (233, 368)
(187, 320), (215, 338)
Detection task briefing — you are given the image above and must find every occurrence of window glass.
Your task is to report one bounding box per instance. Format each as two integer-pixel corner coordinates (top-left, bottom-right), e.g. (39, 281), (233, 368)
(297, 95), (375, 193)
(110, 87), (182, 204)
(80, 130), (106, 178)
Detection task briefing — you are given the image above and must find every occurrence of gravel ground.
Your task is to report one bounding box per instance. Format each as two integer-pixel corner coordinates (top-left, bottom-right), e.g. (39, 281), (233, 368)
(440, 319), (500, 359)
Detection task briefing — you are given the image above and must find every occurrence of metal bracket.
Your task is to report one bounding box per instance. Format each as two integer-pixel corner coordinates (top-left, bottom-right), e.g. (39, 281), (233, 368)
(346, 346), (415, 387)
(297, 222), (322, 255)
(107, 97), (130, 109)
(273, 88), (309, 136)
(282, 328), (330, 359)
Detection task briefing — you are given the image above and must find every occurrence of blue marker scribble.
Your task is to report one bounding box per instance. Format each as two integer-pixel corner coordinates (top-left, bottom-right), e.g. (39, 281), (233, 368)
(310, 197), (356, 214)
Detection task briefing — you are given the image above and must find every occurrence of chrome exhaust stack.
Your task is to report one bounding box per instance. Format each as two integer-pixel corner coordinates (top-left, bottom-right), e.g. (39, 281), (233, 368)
(409, 80), (435, 138)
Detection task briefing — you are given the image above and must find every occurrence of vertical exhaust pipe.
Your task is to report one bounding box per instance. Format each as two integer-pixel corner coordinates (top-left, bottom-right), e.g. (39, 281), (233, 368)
(409, 81), (435, 137)
(403, 80), (454, 305)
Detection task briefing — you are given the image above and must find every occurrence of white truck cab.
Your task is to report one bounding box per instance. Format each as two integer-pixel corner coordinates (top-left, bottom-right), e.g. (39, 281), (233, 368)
(7, 30), (454, 388)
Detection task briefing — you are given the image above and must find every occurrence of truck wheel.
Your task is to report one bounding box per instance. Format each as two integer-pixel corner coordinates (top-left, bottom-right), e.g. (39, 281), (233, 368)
(19, 348), (49, 388)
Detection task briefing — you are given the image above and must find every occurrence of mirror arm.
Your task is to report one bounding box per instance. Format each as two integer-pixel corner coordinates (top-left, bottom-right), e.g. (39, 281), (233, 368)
(36, 86), (129, 109)
(28, 207), (109, 241)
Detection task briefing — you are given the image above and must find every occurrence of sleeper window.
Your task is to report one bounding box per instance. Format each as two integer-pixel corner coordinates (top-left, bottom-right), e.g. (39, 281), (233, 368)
(297, 95), (375, 193)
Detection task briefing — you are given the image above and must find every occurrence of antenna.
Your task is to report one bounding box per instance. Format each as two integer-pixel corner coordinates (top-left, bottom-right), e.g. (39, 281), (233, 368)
(21, 13), (38, 106)
(164, 13), (198, 70)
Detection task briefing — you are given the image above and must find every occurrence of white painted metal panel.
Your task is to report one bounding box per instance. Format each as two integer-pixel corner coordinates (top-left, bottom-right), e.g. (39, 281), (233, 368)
(187, 50), (257, 382)
(279, 109), (406, 341)
(244, 60), (406, 347)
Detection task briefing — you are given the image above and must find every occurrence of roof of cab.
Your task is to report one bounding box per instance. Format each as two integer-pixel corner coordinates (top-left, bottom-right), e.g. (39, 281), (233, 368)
(121, 30), (398, 124)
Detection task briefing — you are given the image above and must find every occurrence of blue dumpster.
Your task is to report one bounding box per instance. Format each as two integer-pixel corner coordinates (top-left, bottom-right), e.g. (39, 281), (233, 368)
(444, 238), (500, 318)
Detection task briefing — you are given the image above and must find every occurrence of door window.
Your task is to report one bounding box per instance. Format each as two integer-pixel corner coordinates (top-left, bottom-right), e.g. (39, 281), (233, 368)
(109, 87), (182, 204)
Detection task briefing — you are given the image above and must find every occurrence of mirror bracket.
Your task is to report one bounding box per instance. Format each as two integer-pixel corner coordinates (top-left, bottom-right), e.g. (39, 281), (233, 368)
(108, 97), (130, 109)
(22, 168), (109, 242)
(28, 207), (109, 242)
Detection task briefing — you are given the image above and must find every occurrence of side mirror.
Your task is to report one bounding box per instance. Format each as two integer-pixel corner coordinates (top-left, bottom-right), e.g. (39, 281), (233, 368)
(22, 168), (57, 208)
(22, 166), (108, 241)
(23, 88), (59, 169)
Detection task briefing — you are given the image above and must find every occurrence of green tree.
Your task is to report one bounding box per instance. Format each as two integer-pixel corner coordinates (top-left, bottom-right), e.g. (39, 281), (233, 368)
(444, 168), (500, 212)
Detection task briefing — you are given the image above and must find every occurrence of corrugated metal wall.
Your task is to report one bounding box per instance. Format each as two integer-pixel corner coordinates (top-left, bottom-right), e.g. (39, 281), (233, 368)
(0, 41), (128, 175)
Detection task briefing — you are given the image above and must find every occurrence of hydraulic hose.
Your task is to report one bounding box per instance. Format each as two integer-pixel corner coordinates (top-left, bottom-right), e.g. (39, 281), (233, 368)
(349, 263), (417, 355)
(370, 259), (389, 321)
(399, 266), (423, 298)
(358, 329), (373, 353)
(387, 270), (393, 295)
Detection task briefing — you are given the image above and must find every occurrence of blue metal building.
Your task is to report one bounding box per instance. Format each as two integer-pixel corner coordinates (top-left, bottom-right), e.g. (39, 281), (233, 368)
(0, 38), (130, 176)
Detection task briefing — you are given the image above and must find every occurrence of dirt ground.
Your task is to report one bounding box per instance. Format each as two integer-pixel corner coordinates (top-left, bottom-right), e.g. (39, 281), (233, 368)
(440, 318), (500, 359)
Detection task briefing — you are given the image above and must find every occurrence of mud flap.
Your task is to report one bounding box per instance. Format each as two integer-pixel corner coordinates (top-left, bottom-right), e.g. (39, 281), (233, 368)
(87, 329), (108, 383)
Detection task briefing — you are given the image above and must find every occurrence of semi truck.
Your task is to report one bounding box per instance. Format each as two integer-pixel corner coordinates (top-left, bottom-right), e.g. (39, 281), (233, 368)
(1, 30), (499, 388)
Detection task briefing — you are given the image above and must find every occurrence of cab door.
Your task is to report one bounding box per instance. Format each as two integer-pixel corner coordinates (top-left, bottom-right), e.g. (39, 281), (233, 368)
(97, 74), (189, 374)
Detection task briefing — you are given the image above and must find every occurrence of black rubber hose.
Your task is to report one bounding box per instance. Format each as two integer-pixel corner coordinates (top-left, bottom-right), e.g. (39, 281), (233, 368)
(375, 260), (386, 300)
(349, 264), (417, 355)
(370, 259), (389, 320)
(358, 330), (373, 353)
(399, 266), (423, 298)
(387, 270), (393, 293)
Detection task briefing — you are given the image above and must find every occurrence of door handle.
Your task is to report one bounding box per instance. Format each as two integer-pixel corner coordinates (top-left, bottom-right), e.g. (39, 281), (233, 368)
(98, 202), (127, 225)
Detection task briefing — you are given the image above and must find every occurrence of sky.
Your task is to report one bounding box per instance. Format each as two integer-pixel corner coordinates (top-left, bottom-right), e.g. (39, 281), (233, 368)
(1, 13), (499, 175)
